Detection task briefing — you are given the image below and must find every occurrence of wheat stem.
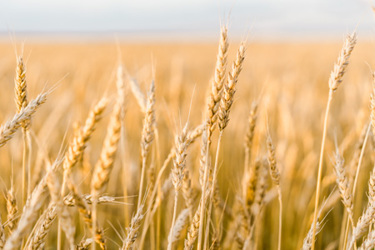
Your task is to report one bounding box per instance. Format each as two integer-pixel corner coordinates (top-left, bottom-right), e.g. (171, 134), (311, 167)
(311, 32), (356, 249)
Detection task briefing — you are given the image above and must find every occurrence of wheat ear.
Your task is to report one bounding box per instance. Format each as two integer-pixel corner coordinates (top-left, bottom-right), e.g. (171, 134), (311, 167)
(46, 162), (75, 249)
(243, 159), (261, 207)
(168, 126), (189, 250)
(371, 71), (375, 137)
(348, 160), (375, 249)
(91, 101), (122, 193)
(91, 94), (122, 250)
(128, 76), (147, 113)
(77, 238), (95, 250)
(200, 42), (246, 250)
(0, 215), (4, 249)
(138, 124), (203, 249)
(185, 201), (203, 250)
(358, 230), (375, 250)
(14, 56), (32, 205)
(138, 80), (156, 207)
(28, 204), (57, 249)
(58, 98), (107, 249)
(67, 179), (106, 249)
(6, 187), (18, 233)
(61, 98), (107, 196)
(244, 101), (258, 171)
(182, 169), (195, 219)
(333, 151), (354, 228)
(348, 202), (375, 249)
(311, 32), (356, 250)
(121, 204), (145, 250)
(266, 134), (282, 250)
(369, 163), (375, 204)
(303, 204), (325, 250)
(0, 92), (47, 147)
(3, 160), (60, 250)
(169, 208), (190, 244)
(199, 25), (228, 187)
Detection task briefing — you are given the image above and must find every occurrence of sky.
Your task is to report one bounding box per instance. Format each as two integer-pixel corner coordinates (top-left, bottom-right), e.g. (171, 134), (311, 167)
(0, 0), (374, 41)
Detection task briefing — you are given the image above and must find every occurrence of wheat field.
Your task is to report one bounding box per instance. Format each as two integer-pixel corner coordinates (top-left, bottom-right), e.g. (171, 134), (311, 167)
(0, 27), (375, 250)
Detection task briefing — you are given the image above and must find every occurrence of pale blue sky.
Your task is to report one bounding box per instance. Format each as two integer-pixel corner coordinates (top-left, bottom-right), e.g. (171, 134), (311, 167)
(0, 0), (374, 40)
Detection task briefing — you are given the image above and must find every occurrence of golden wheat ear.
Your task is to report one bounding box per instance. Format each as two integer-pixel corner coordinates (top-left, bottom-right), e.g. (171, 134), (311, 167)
(311, 32), (357, 250)
(0, 92), (48, 147)
(138, 80), (156, 207)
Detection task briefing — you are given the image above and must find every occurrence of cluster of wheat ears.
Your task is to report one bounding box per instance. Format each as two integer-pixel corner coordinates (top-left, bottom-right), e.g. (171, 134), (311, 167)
(1, 24), (375, 250)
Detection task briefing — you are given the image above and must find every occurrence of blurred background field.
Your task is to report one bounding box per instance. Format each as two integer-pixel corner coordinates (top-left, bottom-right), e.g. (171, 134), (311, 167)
(0, 39), (374, 248)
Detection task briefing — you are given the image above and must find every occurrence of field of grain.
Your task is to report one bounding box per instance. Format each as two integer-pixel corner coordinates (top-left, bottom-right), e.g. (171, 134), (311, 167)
(0, 29), (375, 250)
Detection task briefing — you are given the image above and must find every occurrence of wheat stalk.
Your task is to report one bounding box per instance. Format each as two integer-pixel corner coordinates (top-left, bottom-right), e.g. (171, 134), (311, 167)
(14, 56), (33, 206)
(58, 97), (107, 249)
(3, 160), (60, 250)
(200, 42), (246, 250)
(67, 179), (106, 249)
(311, 32), (357, 250)
(199, 25), (229, 187)
(138, 124), (203, 249)
(128, 76), (147, 113)
(91, 90), (122, 250)
(45, 163), (75, 249)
